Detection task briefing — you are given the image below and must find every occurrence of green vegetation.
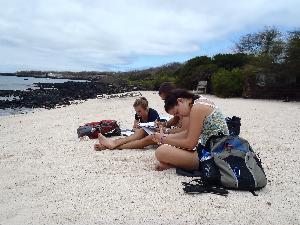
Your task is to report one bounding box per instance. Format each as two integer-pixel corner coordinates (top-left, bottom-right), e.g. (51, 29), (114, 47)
(121, 63), (179, 90)
(122, 26), (299, 100)
(212, 68), (243, 97)
(174, 56), (217, 90)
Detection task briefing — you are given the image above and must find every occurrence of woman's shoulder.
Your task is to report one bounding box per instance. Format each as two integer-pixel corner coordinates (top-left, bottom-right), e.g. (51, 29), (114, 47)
(191, 102), (214, 116)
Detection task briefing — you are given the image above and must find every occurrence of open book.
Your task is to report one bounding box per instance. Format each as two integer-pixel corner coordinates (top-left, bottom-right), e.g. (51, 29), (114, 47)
(138, 115), (172, 135)
(120, 123), (157, 136)
(121, 129), (135, 136)
(138, 122), (157, 135)
(121, 115), (171, 136)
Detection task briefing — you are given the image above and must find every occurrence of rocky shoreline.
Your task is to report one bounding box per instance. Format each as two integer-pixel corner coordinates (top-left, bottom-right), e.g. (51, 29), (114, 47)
(0, 81), (136, 111)
(0, 71), (121, 82)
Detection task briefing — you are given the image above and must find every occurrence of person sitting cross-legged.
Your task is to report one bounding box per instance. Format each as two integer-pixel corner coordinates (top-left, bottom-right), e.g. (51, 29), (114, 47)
(94, 97), (159, 150)
(152, 89), (229, 171)
(94, 83), (189, 151)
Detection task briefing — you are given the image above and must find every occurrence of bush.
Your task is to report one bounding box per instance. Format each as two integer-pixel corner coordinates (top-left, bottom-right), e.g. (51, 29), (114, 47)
(174, 56), (213, 89)
(212, 68), (244, 97)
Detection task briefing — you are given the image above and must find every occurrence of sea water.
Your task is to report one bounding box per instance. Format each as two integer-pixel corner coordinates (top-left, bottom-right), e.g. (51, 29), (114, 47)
(0, 75), (86, 90)
(0, 75), (87, 116)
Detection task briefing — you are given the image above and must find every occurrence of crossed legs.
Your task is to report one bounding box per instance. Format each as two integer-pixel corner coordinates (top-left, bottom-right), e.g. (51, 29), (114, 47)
(155, 144), (199, 171)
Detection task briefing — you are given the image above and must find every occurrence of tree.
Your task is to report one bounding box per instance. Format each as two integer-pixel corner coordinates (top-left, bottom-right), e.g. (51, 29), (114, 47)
(283, 30), (300, 87)
(234, 27), (285, 63)
(213, 53), (249, 70)
(285, 30), (300, 65)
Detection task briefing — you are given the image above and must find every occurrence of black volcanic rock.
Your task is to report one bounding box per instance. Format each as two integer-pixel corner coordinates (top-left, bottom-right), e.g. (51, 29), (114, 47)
(0, 81), (135, 110)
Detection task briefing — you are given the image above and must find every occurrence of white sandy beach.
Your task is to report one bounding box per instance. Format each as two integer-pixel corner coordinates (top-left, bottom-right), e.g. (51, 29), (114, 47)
(0, 91), (300, 225)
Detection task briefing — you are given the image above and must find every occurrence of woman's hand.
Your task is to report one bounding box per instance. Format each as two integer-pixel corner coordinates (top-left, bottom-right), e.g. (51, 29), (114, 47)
(152, 132), (162, 144)
(154, 119), (167, 128)
(154, 127), (168, 133)
(152, 126), (166, 144)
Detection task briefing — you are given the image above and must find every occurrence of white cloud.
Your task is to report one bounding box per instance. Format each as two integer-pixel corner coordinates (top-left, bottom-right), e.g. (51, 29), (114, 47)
(0, 0), (299, 71)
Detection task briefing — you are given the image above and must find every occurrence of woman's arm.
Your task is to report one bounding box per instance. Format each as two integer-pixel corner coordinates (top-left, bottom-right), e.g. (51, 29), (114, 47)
(153, 104), (213, 150)
(166, 116), (180, 127)
(170, 116), (189, 132)
(155, 115), (180, 128)
(166, 129), (188, 138)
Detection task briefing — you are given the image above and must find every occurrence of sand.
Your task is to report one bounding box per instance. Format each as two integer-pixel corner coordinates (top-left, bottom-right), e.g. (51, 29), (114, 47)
(0, 91), (300, 225)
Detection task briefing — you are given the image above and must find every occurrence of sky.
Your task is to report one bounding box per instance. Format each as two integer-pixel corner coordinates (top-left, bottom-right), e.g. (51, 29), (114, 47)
(0, 0), (299, 72)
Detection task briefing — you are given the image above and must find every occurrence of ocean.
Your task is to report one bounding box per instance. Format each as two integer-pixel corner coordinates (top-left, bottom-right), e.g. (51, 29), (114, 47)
(0, 75), (87, 116)
(0, 75), (87, 90)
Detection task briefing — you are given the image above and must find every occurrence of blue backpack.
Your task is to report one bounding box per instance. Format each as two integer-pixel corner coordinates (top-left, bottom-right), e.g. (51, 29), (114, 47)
(182, 116), (267, 196)
(198, 134), (267, 191)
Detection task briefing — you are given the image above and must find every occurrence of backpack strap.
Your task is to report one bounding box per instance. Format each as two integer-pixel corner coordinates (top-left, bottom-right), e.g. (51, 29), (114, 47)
(182, 179), (228, 197)
(250, 190), (258, 196)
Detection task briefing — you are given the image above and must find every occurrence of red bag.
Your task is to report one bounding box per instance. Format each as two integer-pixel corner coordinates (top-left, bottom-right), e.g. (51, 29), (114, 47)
(77, 120), (121, 139)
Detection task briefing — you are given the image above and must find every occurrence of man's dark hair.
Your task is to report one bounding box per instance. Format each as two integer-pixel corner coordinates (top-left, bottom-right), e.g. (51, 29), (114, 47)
(158, 82), (175, 96)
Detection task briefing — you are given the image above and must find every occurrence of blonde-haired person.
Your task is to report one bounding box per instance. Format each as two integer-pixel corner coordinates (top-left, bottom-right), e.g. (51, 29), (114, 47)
(132, 97), (160, 129)
(94, 97), (160, 150)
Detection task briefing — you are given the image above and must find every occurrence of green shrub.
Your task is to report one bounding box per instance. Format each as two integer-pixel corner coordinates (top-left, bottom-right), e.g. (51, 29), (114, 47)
(174, 56), (213, 89)
(212, 68), (244, 97)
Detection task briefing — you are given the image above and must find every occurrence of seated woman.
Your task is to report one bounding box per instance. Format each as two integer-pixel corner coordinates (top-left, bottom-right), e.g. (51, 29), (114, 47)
(94, 97), (160, 150)
(152, 89), (229, 171)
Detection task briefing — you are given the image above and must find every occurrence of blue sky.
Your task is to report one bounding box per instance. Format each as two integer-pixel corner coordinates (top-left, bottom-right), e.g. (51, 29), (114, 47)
(0, 0), (299, 72)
